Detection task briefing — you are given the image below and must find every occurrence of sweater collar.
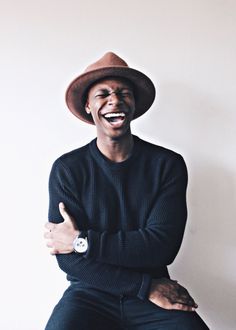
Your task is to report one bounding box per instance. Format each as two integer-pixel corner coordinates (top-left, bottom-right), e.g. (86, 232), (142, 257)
(89, 135), (140, 170)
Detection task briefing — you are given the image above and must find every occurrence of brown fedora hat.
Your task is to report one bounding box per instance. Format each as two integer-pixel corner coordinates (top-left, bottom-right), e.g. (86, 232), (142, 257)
(65, 52), (156, 124)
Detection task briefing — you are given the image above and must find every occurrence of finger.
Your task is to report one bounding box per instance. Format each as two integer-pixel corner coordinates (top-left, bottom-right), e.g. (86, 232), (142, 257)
(185, 299), (198, 309)
(59, 202), (71, 222)
(170, 279), (178, 283)
(44, 231), (53, 239)
(192, 302), (198, 308)
(45, 222), (55, 231)
(59, 202), (65, 209)
(149, 299), (171, 310)
(171, 293), (197, 306)
(50, 248), (58, 255)
(46, 241), (53, 248)
(175, 300), (198, 308)
(172, 303), (196, 312)
(176, 293), (198, 308)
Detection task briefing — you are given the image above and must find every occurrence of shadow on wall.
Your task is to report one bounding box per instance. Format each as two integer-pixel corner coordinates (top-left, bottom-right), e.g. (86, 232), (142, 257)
(143, 82), (236, 329)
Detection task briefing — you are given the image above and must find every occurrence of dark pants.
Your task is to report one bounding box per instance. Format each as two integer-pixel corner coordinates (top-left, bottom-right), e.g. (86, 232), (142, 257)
(45, 283), (209, 330)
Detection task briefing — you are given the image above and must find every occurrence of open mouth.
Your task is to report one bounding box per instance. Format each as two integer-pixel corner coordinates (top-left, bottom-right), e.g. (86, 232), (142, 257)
(102, 112), (126, 125)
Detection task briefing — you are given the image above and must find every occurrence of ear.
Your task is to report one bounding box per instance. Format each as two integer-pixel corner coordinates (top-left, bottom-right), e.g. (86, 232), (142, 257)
(85, 101), (91, 114)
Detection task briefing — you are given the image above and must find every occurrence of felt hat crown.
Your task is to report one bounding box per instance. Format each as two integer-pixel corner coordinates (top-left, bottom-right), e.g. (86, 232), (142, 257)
(65, 52), (156, 124)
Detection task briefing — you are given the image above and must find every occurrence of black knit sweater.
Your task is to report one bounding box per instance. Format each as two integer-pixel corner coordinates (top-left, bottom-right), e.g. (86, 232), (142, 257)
(48, 135), (188, 299)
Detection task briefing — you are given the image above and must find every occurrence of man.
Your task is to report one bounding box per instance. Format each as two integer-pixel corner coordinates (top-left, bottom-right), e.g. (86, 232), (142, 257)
(44, 52), (209, 329)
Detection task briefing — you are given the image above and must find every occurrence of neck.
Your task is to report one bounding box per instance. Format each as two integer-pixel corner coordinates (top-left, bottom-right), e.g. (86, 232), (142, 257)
(96, 133), (134, 162)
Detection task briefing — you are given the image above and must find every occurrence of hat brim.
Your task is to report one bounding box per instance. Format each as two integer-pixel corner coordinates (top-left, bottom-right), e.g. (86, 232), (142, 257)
(65, 66), (156, 124)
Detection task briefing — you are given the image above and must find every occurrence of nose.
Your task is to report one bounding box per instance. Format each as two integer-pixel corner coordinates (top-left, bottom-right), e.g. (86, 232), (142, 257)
(108, 92), (123, 106)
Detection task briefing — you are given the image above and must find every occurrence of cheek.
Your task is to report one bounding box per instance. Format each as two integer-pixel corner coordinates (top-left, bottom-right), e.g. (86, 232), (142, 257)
(90, 107), (102, 123)
(89, 110), (98, 123)
(129, 99), (136, 115)
(90, 100), (106, 118)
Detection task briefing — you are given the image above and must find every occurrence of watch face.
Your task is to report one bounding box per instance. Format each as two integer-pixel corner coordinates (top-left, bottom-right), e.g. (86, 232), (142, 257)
(73, 237), (88, 253)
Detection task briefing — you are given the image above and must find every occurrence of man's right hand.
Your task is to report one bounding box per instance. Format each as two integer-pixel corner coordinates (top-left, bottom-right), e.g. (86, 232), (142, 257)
(149, 278), (198, 312)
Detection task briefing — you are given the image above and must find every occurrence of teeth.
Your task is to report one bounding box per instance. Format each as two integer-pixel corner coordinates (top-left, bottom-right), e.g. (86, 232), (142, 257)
(104, 112), (125, 118)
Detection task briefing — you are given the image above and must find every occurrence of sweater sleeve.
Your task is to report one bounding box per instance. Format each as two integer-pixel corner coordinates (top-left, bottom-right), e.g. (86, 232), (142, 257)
(48, 159), (151, 299)
(84, 155), (188, 268)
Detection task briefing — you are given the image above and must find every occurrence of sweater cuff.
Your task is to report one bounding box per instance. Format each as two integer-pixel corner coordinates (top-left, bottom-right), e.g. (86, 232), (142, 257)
(137, 274), (151, 300)
(84, 229), (100, 259)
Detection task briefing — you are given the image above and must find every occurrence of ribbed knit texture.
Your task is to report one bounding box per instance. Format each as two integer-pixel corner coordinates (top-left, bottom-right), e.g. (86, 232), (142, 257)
(48, 135), (188, 299)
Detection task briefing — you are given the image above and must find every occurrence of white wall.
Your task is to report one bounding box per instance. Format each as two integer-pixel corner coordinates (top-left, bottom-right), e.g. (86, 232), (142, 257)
(0, 0), (235, 329)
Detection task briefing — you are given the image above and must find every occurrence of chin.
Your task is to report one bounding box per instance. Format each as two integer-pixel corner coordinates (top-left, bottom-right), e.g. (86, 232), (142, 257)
(109, 127), (132, 140)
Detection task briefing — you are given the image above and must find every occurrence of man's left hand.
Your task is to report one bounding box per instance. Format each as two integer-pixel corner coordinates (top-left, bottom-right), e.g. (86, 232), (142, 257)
(44, 202), (80, 255)
(149, 278), (198, 311)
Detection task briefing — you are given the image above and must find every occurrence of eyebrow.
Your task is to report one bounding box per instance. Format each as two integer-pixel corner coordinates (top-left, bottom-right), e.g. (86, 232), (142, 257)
(95, 87), (133, 93)
(95, 89), (109, 93)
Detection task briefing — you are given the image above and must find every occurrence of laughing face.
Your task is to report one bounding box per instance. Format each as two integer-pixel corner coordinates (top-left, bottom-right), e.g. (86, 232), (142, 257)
(85, 77), (135, 140)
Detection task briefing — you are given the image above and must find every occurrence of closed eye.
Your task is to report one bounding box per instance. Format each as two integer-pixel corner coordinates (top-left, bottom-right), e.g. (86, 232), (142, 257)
(94, 88), (133, 99)
(95, 93), (109, 98)
(95, 89), (110, 98)
(120, 90), (133, 97)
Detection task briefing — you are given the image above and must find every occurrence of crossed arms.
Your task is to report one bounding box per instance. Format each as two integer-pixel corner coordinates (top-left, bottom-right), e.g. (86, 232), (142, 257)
(44, 156), (197, 311)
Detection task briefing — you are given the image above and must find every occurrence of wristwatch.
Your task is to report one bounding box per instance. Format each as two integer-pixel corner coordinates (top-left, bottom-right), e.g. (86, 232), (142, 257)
(73, 233), (88, 253)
